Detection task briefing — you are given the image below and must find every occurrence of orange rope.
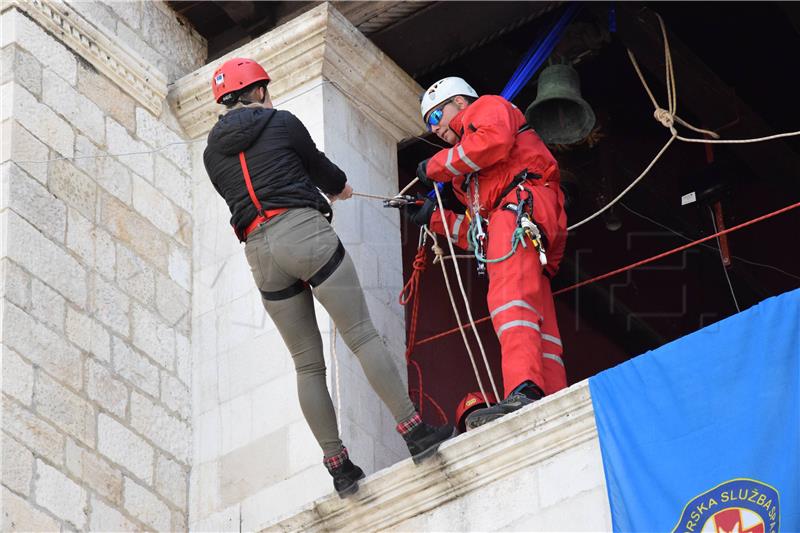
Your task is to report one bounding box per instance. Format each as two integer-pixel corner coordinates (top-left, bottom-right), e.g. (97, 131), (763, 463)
(399, 246), (446, 420)
(415, 201), (800, 347)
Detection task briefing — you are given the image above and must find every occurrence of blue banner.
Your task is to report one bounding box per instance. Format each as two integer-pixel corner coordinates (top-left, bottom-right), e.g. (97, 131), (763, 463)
(589, 289), (800, 533)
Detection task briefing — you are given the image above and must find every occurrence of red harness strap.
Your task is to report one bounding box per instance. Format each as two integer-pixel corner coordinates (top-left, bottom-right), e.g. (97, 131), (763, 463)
(238, 151), (286, 240)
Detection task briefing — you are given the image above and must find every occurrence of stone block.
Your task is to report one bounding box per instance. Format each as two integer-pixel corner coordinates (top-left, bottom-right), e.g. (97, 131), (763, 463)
(66, 308), (106, 361)
(5, 121), (48, 184)
(86, 357), (128, 418)
(111, 335), (160, 397)
(3, 301), (82, 389)
(131, 304), (175, 371)
(11, 83), (74, 158)
(132, 175), (179, 238)
(66, 207), (94, 267)
(65, 439), (123, 506)
(77, 60), (136, 133)
(116, 244), (156, 307)
(34, 371), (96, 447)
(97, 414), (154, 484)
(2, 486), (60, 532)
(89, 495), (139, 532)
(123, 477), (172, 532)
(66, 0), (117, 36)
(220, 429), (289, 507)
(2, 397), (64, 466)
(73, 135), (132, 204)
(169, 241), (191, 292)
(90, 319), (111, 362)
(42, 69), (105, 145)
(537, 439), (606, 508)
(30, 278), (65, 332)
(161, 372), (190, 421)
(130, 391), (190, 464)
(155, 155), (192, 212)
(1, 258), (30, 309)
(4, 205), (86, 307)
(218, 394), (253, 458)
(2, 435), (34, 496)
(2, 347), (33, 405)
(140, 2), (206, 80)
(34, 459), (88, 529)
(48, 158), (97, 222)
(156, 454), (188, 509)
(215, 336), (287, 406)
(239, 466), (330, 532)
(5, 9), (76, 85)
(94, 226), (116, 281)
(1, 45), (41, 97)
(175, 331), (191, 386)
(98, 191), (169, 272)
(193, 356), (219, 421)
(109, 2), (142, 32)
(106, 118), (153, 182)
(190, 501), (239, 533)
(193, 409), (222, 466)
(136, 107), (190, 169)
(90, 274), (130, 336)
(156, 272), (190, 328)
(187, 460), (219, 522)
(6, 160), (62, 243)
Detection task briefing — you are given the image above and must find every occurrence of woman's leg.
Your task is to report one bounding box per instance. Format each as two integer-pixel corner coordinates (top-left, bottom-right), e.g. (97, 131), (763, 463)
(244, 221), (343, 458)
(312, 252), (417, 424)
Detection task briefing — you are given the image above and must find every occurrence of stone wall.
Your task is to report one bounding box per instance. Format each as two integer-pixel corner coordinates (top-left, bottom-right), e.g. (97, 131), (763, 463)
(1, 2), (203, 530)
(65, 0), (206, 82)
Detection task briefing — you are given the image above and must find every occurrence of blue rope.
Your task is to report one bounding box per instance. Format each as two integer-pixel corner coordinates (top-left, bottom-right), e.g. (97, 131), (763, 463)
(500, 3), (581, 102)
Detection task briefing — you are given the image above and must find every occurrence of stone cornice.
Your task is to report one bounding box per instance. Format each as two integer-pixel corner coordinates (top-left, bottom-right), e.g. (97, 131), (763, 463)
(5, 0), (168, 116)
(265, 380), (597, 532)
(167, 3), (425, 141)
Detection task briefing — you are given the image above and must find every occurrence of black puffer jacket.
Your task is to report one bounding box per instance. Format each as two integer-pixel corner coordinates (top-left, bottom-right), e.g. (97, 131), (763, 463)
(203, 107), (346, 237)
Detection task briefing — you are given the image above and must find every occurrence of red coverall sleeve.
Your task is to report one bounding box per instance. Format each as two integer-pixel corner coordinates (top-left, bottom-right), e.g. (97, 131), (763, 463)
(427, 97), (517, 182)
(428, 208), (471, 251)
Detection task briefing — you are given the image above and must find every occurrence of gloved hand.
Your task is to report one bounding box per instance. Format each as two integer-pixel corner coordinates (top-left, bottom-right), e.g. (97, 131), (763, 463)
(404, 197), (436, 226)
(416, 158), (434, 189)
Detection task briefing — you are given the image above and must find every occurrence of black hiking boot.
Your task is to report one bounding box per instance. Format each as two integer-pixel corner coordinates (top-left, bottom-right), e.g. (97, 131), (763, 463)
(326, 458), (365, 498)
(403, 422), (456, 464)
(464, 382), (544, 431)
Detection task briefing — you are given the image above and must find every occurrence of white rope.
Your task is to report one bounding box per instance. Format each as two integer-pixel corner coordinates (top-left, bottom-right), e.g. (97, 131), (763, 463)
(566, 12), (800, 233)
(423, 227), (493, 406)
(432, 186), (501, 401)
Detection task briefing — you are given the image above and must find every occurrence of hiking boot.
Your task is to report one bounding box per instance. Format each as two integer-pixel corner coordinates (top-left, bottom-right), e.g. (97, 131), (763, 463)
(403, 422), (456, 464)
(326, 458), (365, 498)
(465, 384), (543, 430)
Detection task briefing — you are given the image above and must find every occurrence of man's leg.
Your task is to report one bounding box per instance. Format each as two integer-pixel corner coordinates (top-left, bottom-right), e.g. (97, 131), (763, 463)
(485, 208), (547, 398)
(540, 278), (567, 395)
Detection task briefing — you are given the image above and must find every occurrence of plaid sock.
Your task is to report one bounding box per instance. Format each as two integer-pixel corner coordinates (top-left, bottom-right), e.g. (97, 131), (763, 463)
(396, 413), (422, 436)
(323, 446), (349, 471)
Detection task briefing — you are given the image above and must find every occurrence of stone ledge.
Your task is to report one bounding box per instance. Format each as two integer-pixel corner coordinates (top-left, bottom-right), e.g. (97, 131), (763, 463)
(167, 3), (424, 141)
(264, 380), (596, 532)
(4, 0), (168, 116)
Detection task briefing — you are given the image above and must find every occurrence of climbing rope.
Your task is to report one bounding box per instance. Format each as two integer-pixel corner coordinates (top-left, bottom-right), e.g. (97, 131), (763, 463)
(413, 200), (800, 347)
(432, 185), (501, 401)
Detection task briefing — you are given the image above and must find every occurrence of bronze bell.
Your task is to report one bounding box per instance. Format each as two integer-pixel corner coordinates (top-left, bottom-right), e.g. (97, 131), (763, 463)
(525, 64), (596, 145)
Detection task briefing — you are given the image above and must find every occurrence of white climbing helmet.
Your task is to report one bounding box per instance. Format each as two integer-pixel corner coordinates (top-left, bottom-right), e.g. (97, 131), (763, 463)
(420, 77), (478, 121)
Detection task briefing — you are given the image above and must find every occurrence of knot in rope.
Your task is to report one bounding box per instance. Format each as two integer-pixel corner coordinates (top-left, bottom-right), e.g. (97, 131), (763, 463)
(654, 107), (675, 129)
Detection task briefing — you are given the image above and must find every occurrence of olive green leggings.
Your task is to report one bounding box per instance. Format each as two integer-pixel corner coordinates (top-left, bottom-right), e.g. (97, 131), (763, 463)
(244, 208), (416, 457)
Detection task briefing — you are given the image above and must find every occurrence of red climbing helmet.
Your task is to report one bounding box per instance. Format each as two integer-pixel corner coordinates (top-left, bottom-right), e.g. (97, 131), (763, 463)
(455, 391), (497, 433)
(211, 58), (271, 104)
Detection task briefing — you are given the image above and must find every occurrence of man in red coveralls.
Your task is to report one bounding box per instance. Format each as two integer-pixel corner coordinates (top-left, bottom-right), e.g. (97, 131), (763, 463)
(406, 77), (568, 429)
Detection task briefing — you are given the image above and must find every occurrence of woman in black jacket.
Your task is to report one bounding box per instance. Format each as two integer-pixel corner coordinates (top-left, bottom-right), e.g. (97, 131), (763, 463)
(203, 58), (453, 497)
